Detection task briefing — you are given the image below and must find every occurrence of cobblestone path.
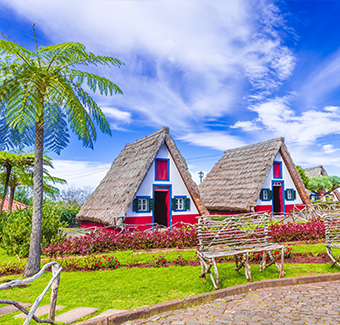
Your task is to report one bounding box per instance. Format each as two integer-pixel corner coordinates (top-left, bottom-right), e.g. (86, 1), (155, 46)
(123, 280), (340, 324)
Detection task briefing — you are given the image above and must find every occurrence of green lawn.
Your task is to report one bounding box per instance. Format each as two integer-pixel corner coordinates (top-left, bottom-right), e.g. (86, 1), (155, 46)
(1, 243), (340, 324)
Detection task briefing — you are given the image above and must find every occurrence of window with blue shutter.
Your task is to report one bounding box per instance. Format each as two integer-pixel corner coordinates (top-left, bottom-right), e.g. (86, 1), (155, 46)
(172, 196), (190, 211)
(285, 189), (296, 201)
(133, 197), (153, 212)
(260, 189), (271, 201)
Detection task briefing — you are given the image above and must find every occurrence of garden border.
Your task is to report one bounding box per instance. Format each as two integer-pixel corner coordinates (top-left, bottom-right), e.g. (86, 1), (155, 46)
(76, 272), (340, 325)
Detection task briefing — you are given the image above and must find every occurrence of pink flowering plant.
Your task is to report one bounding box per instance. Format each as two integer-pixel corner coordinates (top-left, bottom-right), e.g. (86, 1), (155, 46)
(173, 253), (185, 266)
(150, 255), (167, 267)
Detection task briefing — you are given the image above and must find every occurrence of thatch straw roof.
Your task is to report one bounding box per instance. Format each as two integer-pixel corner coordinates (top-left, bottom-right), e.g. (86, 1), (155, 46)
(199, 138), (310, 212)
(305, 165), (328, 177)
(77, 127), (209, 226)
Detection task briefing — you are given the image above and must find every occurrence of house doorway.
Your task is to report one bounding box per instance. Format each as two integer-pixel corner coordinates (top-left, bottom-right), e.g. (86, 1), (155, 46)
(154, 187), (169, 227)
(272, 182), (283, 215)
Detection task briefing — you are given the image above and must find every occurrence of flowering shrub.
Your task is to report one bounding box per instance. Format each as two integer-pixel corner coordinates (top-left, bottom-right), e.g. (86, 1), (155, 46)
(42, 226), (197, 257)
(150, 255), (167, 267)
(44, 255), (121, 271)
(173, 253), (185, 266)
(41, 219), (327, 258)
(250, 247), (293, 261)
(0, 261), (26, 274)
(269, 219), (325, 242)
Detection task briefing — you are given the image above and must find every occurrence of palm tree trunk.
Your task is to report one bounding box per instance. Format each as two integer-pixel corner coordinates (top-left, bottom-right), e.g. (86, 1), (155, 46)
(8, 186), (16, 214)
(0, 164), (12, 218)
(24, 117), (44, 277)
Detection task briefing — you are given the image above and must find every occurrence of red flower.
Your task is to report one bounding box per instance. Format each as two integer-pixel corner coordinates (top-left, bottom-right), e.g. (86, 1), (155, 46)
(95, 263), (98, 266)
(99, 262), (102, 265)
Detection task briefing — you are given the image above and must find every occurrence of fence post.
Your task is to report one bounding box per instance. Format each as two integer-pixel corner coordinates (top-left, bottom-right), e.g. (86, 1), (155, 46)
(48, 264), (61, 321)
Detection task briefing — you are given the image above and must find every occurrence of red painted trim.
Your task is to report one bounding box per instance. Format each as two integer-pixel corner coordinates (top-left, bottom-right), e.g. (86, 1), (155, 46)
(255, 205), (273, 213)
(172, 214), (200, 226)
(209, 211), (251, 215)
(80, 221), (117, 233)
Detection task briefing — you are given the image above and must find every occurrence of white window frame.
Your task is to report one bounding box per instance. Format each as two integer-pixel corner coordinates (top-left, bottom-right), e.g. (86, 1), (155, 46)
(176, 197), (185, 211)
(138, 198), (148, 211)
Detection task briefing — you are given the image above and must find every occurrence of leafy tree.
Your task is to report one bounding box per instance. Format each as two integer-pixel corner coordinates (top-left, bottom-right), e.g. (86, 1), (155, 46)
(0, 163), (66, 213)
(0, 151), (36, 216)
(296, 165), (309, 187)
(0, 26), (123, 276)
(306, 176), (340, 201)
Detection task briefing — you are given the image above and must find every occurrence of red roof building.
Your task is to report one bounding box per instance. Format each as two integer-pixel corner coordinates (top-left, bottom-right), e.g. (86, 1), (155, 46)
(1, 197), (27, 211)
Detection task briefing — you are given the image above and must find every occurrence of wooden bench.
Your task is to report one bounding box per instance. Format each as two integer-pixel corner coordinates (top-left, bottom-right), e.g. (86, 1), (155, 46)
(324, 212), (340, 267)
(196, 212), (285, 289)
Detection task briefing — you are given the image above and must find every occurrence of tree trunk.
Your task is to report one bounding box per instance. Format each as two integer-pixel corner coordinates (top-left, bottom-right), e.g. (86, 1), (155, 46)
(25, 117), (44, 277)
(8, 186), (16, 214)
(0, 164), (12, 218)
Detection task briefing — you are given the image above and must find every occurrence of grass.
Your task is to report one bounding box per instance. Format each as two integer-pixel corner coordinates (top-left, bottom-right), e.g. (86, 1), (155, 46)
(1, 243), (340, 324)
(1, 262), (340, 325)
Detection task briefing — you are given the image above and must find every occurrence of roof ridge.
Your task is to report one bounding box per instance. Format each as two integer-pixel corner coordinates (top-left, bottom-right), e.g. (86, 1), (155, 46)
(125, 126), (169, 149)
(223, 137), (284, 153)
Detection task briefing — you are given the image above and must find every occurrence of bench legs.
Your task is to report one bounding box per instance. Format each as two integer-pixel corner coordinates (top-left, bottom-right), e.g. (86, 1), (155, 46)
(235, 254), (252, 281)
(326, 246), (340, 268)
(197, 253), (221, 289)
(263, 247), (285, 277)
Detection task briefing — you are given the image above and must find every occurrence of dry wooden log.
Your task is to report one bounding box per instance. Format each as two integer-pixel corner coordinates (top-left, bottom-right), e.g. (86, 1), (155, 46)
(48, 264), (61, 321)
(24, 265), (62, 325)
(0, 299), (54, 324)
(0, 262), (56, 290)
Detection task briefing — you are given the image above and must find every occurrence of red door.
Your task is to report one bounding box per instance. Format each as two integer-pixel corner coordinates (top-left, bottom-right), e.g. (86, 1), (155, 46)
(272, 182), (283, 215)
(154, 188), (169, 227)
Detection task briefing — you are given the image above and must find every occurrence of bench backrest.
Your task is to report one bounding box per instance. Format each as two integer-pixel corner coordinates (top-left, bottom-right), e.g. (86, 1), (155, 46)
(323, 212), (340, 245)
(197, 212), (271, 251)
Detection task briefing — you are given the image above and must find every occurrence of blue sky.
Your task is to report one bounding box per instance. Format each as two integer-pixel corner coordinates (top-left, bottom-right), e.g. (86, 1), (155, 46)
(1, 0), (340, 189)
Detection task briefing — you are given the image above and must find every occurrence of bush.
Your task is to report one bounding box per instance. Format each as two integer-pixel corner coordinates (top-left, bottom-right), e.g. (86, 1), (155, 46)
(269, 219), (325, 242)
(42, 226), (198, 257)
(1, 202), (67, 257)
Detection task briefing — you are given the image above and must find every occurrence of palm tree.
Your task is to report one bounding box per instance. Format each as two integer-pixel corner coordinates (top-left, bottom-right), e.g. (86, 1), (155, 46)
(0, 25), (123, 276)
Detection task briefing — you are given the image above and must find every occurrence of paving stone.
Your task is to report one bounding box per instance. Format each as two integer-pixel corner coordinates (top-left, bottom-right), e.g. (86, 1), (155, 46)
(75, 309), (126, 324)
(55, 307), (98, 324)
(120, 280), (340, 324)
(0, 303), (32, 317)
(15, 304), (65, 318)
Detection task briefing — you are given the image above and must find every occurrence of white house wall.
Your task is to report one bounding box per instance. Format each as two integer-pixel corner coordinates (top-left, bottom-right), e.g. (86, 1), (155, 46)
(256, 152), (303, 206)
(127, 144), (199, 216)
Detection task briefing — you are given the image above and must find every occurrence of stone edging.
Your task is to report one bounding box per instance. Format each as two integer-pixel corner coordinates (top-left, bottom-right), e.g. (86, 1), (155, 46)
(77, 273), (340, 325)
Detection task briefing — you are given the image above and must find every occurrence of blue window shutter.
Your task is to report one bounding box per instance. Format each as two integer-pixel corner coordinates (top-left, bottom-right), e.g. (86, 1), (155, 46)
(185, 198), (190, 210)
(284, 190), (288, 200)
(268, 190), (273, 200)
(260, 190), (264, 200)
(149, 198), (154, 211)
(171, 198), (176, 210)
(293, 190), (296, 200)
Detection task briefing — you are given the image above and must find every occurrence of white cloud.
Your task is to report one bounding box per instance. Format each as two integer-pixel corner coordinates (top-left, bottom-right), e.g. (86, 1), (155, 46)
(2, 0), (295, 135)
(239, 95), (340, 143)
(48, 160), (111, 189)
(324, 106), (340, 112)
(231, 120), (261, 131)
(180, 131), (246, 151)
(322, 144), (339, 154)
(100, 106), (132, 130)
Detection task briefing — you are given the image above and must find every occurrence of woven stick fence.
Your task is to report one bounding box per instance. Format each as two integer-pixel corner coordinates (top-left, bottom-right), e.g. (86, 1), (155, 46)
(0, 261), (62, 325)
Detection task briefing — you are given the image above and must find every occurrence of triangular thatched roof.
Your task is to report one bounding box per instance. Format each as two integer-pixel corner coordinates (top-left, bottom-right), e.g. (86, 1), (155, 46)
(305, 165), (328, 177)
(199, 137), (310, 212)
(77, 127), (209, 226)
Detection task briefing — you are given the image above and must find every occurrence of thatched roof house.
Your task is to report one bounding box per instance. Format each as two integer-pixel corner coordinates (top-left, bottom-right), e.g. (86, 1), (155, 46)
(305, 165), (340, 200)
(77, 127), (208, 229)
(199, 137), (310, 213)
